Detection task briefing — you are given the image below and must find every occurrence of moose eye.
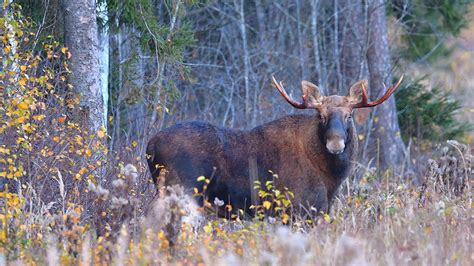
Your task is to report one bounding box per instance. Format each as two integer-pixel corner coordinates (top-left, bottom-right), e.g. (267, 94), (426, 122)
(347, 114), (352, 121)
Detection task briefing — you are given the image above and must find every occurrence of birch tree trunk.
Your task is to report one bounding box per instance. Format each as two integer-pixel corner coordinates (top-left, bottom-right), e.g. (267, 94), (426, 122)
(97, 1), (109, 129)
(2, 0), (18, 86)
(366, 0), (407, 170)
(61, 0), (104, 133)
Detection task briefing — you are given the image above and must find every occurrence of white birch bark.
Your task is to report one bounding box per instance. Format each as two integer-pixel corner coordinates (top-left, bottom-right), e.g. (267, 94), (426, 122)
(62, 0), (105, 133)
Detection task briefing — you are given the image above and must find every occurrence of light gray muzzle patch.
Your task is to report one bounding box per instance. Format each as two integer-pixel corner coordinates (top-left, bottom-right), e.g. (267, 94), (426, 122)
(326, 139), (345, 154)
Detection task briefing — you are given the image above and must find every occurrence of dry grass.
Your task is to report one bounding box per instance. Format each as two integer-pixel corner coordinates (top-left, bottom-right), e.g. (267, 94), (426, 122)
(2, 140), (472, 266)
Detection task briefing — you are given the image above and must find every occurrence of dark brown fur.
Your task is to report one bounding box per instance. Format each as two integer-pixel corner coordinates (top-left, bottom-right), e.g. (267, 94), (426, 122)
(147, 106), (357, 214)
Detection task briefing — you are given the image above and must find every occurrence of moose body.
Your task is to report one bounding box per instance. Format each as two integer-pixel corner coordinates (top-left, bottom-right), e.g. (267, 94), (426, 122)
(147, 76), (403, 215)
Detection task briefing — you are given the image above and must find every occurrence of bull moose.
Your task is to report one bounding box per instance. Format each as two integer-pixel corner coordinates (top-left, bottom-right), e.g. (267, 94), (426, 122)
(146, 76), (403, 215)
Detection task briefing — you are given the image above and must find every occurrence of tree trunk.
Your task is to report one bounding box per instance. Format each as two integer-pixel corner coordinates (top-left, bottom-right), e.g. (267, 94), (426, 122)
(2, 0), (18, 86)
(310, 0), (325, 92)
(62, 0), (104, 133)
(338, 0), (366, 91)
(328, 0), (366, 94)
(366, 0), (407, 171)
(330, 0), (407, 171)
(234, 0), (252, 127)
(97, 1), (109, 131)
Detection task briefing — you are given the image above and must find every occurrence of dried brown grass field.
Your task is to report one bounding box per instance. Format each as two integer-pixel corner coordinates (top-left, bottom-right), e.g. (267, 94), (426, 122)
(2, 140), (471, 265)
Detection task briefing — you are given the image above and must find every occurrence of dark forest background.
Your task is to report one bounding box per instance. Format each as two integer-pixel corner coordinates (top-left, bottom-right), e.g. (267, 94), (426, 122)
(13, 0), (473, 169)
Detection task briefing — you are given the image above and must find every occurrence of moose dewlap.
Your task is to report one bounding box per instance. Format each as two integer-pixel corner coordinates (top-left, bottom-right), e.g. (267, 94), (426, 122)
(146, 76), (403, 215)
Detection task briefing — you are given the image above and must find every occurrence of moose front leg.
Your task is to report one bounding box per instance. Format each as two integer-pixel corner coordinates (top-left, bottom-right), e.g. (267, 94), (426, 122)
(313, 186), (329, 214)
(298, 186), (329, 215)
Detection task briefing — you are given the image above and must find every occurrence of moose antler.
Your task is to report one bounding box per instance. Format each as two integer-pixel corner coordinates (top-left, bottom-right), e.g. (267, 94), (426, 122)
(350, 75), (404, 109)
(271, 76), (308, 109)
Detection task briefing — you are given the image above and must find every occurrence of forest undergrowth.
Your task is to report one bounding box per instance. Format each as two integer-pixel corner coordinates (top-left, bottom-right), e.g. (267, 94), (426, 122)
(1, 139), (472, 265)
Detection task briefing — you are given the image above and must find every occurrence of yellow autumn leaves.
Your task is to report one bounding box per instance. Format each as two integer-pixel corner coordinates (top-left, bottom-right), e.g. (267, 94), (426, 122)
(0, 191), (24, 244)
(0, 5), (109, 186)
(262, 200), (272, 210)
(17, 101), (28, 110)
(0, 147), (25, 178)
(97, 127), (106, 139)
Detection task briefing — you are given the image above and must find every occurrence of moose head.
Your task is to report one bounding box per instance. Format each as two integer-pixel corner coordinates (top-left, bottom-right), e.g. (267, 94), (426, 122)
(271, 75), (403, 155)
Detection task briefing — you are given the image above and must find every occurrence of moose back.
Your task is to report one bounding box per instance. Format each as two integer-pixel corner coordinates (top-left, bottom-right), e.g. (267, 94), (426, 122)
(146, 76), (403, 215)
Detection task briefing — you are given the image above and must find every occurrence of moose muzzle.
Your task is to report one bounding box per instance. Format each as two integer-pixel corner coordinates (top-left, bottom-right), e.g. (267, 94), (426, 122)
(326, 135), (345, 154)
(324, 113), (347, 154)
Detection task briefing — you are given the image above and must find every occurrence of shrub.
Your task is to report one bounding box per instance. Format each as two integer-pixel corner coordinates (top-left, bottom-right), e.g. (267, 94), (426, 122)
(422, 140), (472, 197)
(395, 76), (472, 143)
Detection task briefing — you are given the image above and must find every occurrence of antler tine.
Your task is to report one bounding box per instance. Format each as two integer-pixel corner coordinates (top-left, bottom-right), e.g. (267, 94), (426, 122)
(271, 76), (308, 109)
(351, 75), (404, 109)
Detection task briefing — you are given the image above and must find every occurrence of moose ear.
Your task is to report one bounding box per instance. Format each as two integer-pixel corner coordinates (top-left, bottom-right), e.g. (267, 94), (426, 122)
(347, 79), (368, 103)
(301, 80), (323, 106)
